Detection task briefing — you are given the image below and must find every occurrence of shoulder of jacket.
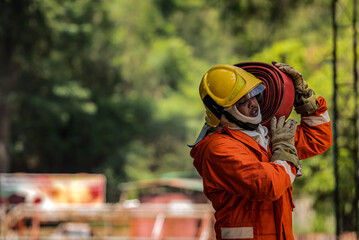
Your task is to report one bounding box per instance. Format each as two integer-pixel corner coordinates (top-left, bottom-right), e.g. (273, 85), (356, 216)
(206, 131), (248, 150)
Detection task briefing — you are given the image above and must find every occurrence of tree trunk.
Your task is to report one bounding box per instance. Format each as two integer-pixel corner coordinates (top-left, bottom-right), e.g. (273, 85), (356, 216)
(0, 102), (9, 172)
(332, 0), (340, 237)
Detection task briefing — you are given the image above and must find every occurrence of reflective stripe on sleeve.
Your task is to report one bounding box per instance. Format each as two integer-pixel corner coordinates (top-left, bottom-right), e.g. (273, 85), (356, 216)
(301, 111), (330, 126)
(273, 160), (296, 184)
(221, 227), (254, 239)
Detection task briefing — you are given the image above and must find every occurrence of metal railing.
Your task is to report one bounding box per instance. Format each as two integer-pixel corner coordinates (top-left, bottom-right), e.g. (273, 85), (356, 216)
(0, 203), (215, 240)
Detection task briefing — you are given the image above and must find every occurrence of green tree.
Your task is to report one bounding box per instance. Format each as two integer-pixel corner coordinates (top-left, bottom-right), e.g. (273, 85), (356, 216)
(0, 0), (52, 172)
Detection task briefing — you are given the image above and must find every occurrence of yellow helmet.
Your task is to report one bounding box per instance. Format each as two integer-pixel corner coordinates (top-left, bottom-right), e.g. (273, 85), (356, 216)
(199, 64), (265, 127)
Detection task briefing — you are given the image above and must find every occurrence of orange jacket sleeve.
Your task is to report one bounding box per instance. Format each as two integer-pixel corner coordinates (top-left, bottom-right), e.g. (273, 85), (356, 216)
(202, 134), (292, 202)
(295, 97), (333, 160)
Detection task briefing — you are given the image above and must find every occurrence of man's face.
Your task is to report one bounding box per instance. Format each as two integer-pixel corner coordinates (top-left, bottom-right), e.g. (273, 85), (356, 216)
(235, 96), (259, 117)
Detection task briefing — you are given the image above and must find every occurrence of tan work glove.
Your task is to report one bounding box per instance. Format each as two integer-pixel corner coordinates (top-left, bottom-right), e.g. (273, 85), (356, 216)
(272, 61), (318, 115)
(270, 116), (300, 171)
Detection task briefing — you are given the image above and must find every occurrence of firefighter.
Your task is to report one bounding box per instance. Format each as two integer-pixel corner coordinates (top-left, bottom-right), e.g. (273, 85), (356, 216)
(190, 62), (332, 240)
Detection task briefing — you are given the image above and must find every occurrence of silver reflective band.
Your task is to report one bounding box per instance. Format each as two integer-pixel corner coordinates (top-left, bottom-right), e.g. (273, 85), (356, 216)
(273, 160), (296, 184)
(221, 227), (254, 239)
(301, 111), (330, 126)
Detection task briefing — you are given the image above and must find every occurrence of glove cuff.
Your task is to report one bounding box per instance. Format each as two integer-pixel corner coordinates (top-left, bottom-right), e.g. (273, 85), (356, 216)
(294, 88), (319, 115)
(271, 147), (299, 169)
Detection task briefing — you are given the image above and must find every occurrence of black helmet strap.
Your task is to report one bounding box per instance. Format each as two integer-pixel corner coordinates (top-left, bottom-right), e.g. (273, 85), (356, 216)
(203, 95), (224, 119)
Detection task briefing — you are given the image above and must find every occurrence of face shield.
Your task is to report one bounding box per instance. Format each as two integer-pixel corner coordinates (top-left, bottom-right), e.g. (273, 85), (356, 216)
(237, 84), (266, 105)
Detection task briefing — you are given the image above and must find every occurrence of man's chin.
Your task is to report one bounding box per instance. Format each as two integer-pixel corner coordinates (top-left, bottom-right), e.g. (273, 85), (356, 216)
(249, 111), (258, 117)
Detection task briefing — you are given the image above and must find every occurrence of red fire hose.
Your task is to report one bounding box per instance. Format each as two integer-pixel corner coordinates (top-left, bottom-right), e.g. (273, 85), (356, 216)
(234, 62), (295, 127)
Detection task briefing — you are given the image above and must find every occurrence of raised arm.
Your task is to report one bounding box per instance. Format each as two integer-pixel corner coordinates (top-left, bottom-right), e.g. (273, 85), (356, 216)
(272, 61), (332, 160)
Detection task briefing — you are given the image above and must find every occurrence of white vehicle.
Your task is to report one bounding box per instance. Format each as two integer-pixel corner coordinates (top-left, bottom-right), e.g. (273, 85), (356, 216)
(50, 222), (94, 239)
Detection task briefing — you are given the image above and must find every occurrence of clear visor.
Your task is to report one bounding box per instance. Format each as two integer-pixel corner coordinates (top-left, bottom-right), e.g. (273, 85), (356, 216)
(237, 84), (266, 104)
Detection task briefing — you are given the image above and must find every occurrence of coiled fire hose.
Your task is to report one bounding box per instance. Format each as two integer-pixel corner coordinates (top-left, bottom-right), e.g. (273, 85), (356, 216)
(234, 62), (295, 127)
(235, 62), (302, 177)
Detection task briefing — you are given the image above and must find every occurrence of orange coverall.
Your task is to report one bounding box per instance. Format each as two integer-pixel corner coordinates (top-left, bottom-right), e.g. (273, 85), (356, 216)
(190, 97), (332, 240)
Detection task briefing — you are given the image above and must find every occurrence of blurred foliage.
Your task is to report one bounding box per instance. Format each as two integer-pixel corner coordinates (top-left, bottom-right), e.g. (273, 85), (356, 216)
(1, 0), (358, 234)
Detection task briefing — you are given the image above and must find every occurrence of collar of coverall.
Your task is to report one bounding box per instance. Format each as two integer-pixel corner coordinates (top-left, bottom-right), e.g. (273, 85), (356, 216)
(188, 106), (263, 147)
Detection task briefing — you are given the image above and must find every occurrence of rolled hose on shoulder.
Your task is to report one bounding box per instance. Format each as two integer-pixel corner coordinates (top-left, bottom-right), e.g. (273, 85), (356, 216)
(234, 62), (295, 127)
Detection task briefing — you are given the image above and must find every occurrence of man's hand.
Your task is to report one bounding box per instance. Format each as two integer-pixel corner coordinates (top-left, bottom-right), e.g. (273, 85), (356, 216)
(272, 60), (308, 94)
(270, 116), (297, 153)
(270, 116), (300, 182)
(272, 60), (318, 115)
